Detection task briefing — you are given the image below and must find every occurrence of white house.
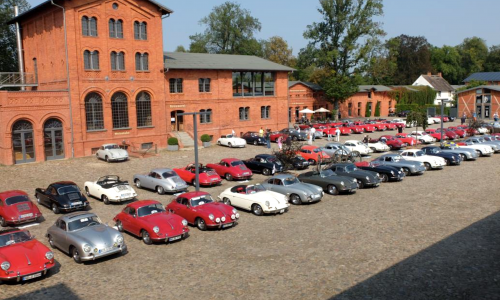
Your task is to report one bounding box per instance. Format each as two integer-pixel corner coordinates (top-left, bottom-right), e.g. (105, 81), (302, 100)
(412, 72), (454, 107)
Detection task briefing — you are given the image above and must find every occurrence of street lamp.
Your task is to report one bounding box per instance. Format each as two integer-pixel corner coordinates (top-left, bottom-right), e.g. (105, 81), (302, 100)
(439, 99), (452, 147)
(177, 111), (212, 191)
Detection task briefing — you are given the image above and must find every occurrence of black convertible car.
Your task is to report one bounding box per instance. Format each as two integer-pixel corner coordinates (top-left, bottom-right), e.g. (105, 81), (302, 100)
(241, 132), (266, 146)
(35, 181), (89, 214)
(421, 146), (461, 165)
(355, 162), (405, 182)
(243, 154), (284, 175)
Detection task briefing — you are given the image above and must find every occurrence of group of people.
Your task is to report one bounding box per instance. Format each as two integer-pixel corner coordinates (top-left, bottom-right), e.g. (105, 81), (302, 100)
(460, 111), (499, 125)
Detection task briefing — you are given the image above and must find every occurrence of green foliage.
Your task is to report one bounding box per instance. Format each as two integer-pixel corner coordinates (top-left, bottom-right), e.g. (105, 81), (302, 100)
(484, 45), (500, 72)
(406, 109), (428, 131)
(394, 35), (432, 85)
(188, 2), (262, 55)
(374, 101), (381, 117)
(365, 102), (371, 117)
(430, 45), (464, 84)
(390, 86), (437, 108)
(262, 36), (296, 67)
(174, 45), (187, 52)
(322, 75), (360, 106)
(200, 134), (211, 142)
(458, 37), (488, 75)
(168, 137), (179, 146)
(0, 0), (31, 72)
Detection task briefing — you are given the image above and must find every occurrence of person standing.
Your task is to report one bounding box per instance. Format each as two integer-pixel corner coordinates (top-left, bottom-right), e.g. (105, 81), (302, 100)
(265, 129), (271, 149)
(473, 111), (477, 122)
(277, 136), (283, 151)
(362, 134), (369, 144)
(335, 127), (341, 142)
(310, 127), (316, 142)
(461, 113), (466, 125)
(259, 127), (264, 138)
(307, 131), (313, 145)
(327, 128), (332, 141)
(494, 112), (499, 122)
(285, 135), (292, 147)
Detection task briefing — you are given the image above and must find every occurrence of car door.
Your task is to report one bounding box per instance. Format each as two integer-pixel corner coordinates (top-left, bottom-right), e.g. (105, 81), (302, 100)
(52, 220), (69, 252)
(271, 179), (286, 195)
(123, 207), (141, 236)
(143, 172), (157, 189)
(172, 198), (194, 224)
(231, 188), (253, 210)
(43, 185), (57, 207)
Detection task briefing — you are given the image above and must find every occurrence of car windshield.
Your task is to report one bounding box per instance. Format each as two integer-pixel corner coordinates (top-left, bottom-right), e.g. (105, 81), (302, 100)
(57, 185), (80, 195)
(231, 161), (244, 167)
(415, 151), (425, 157)
(427, 148), (438, 154)
(0, 231), (33, 247)
(162, 171), (177, 178)
(225, 134), (234, 138)
(320, 169), (336, 177)
(105, 144), (120, 149)
(190, 195), (214, 207)
(266, 157), (277, 162)
(345, 165), (357, 172)
(246, 185), (265, 194)
(283, 177), (300, 185)
(68, 215), (102, 231)
(5, 195), (30, 206)
(137, 204), (165, 217)
(392, 156), (402, 162)
(313, 148), (323, 153)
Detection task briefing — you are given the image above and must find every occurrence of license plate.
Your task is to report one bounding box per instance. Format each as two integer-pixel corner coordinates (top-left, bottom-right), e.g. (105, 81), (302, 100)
(121, 193), (130, 198)
(99, 247), (113, 253)
(20, 213), (33, 218)
(211, 178), (217, 181)
(168, 236), (182, 242)
(23, 273), (41, 281)
(222, 223), (233, 228)
(280, 209), (285, 214)
(72, 201), (82, 206)
(243, 172), (250, 175)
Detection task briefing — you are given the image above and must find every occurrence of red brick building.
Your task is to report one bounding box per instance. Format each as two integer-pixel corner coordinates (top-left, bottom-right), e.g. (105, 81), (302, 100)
(0, 0), (292, 165)
(456, 86), (500, 119)
(288, 81), (330, 122)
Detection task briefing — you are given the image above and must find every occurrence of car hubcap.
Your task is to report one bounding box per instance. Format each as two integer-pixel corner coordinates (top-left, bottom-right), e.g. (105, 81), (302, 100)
(135, 180), (141, 188)
(73, 250), (80, 262)
(198, 219), (206, 230)
(263, 169), (270, 175)
(143, 232), (151, 244)
(103, 196), (109, 204)
(223, 198), (231, 205)
(226, 174), (232, 181)
(253, 205), (263, 215)
(85, 188), (90, 196)
(291, 195), (301, 205)
(157, 186), (163, 194)
(52, 205), (57, 213)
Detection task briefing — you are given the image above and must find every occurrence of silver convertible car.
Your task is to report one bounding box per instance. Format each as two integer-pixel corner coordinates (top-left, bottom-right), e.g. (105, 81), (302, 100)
(46, 212), (127, 264)
(133, 168), (188, 194)
(261, 174), (324, 205)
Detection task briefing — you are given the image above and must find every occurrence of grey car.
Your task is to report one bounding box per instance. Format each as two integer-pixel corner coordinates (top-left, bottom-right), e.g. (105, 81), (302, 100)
(372, 154), (426, 176)
(133, 168), (188, 194)
(465, 137), (500, 153)
(280, 128), (307, 141)
(322, 143), (352, 157)
(46, 212), (126, 264)
(439, 145), (478, 161)
(261, 174), (324, 205)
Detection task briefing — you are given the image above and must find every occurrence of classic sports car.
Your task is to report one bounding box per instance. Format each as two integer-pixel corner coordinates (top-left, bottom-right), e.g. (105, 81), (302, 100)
(207, 158), (253, 181)
(279, 128), (307, 141)
(219, 185), (290, 216)
(173, 163), (222, 186)
(244, 154), (284, 175)
(241, 132), (266, 146)
(456, 141), (494, 156)
(84, 175), (137, 204)
(393, 133), (418, 147)
(298, 145), (331, 165)
(0, 228), (55, 283)
(447, 127), (467, 138)
(367, 141), (390, 152)
(321, 143), (352, 157)
(400, 149), (446, 170)
(96, 144), (129, 162)
(328, 163), (381, 189)
(354, 161), (405, 182)
(133, 169), (188, 194)
(354, 122), (375, 132)
(372, 154), (426, 176)
(421, 147), (461, 165)
(464, 137), (500, 152)
(326, 126), (352, 136)
(0, 191), (43, 227)
(297, 169), (358, 195)
(261, 174), (323, 205)
(410, 131), (435, 144)
(35, 182), (89, 214)
(113, 200), (189, 245)
(46, 212), (126, 263)
(439, 144), (478, 161)
(434, 128), (459, 140)
(216, 134), (246, 148)
(424, 129), (448, 142)
(166, 191), (238, 230)
(269, 131), (288, 142)
(344, 140), (373, 156)
(291, 156), (310, 170)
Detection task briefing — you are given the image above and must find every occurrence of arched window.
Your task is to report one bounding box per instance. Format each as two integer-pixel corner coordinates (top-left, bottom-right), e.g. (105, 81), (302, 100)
(109, 19), (123, 38)
(84, 50), (99, 70)
(134, 21), (147, 40)
(82, 16), (97, 37)
(111, 92), (129, 129)
(110, 51), (125, 70)
(85, 93), (104, 130)
(136, 92), (152, 127)
(135, 52), (148, 71)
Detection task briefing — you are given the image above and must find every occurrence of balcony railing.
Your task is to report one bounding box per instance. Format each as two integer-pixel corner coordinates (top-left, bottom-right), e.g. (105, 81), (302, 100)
(0, 72), (38, 89)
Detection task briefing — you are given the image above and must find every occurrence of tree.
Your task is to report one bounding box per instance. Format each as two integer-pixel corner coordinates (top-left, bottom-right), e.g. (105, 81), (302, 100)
(484, 45), (500, 72)
(374, 101), (380, 117)
(364, 37), (399, 85)
(174, 45), (187, 52)
(430, 45), (464, 84)
(406, 109), (428, 132)
(262, 36), (296, 67)
(391, 35), (432, 85)
(0, 0), (30, 72)
(458, 37), (488, 76)
(303, 0), (385, 106)
(188, 2), (262, 55)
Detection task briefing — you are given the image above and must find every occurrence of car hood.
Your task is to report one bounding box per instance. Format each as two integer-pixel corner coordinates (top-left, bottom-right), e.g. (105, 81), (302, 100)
(71, 224), (118, 245)
(140, 213), (185, 233)
(287, 183), (323, 195)
(0, 239), (50, 267)
(192, 202), (233, 217)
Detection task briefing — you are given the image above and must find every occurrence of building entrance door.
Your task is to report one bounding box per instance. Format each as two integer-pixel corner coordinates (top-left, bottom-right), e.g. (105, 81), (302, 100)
(170, 110), (184, 131)
(12, 120), (36, 164)
(44, 118), (64, 160)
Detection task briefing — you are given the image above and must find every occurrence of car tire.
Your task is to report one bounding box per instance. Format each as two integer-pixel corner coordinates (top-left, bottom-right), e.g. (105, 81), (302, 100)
(290, 194), (302, 205)
(52, 203), (60, 214)
(142, 230), (152, 245)
(292, 136), (298, 141)
(402, 168), (410, 176)
(459, 154), (466, 161)
(327, 184), (339, 195)
(262, 168), (271, 176)
(228, 142), (233, 148)
(424, 162), (431, 171)
(156, 186), (164, 195)
(217, 141), (221, 146)
(116, 220), (124, 232)
(105, 156), (109, 162)
(48, 235), (55, 248)
(380, 174), (389, 182)
(102, 195), (110, 205)
(225, 173), (233, 181)
(196, 218), (207, 231)
(36, 194), (41, 204)
(71, 246), (82, 264)
(85, 187), (91, 197)
(308, 159), (316, 165)
(222, 198), (231, 205)
(253, 140), (258, 146)
(252, 204), (264, 216)
(0, 216), (6, 227)
(135, 179), (141, 188)
(445, 159), (451, 166)
(357, 180), (364, 189)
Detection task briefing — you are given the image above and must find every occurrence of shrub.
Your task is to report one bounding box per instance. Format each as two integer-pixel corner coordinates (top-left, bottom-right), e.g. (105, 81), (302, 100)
(365, 103), (371, 117)
(200, 134), (211, 142)
(168, 137), (178, 146)
(374, 101), (381, 117)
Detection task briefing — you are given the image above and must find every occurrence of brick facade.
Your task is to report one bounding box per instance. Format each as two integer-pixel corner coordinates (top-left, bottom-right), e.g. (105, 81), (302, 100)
(340, 91), (394, 119)
(457, 86), (500, 119)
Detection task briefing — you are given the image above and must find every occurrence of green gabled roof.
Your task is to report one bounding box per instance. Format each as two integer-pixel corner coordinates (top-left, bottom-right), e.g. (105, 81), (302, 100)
(358, 85), (393, 92)
(164, 52), (295, 72)
(289, 81), (323, 91)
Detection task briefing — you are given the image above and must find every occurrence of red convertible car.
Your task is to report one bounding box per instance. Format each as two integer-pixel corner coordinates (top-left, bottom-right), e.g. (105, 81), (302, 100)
(0, 228), (55, 283)
(166, 191), (239, 231)
(113, 200), (189, 245)
(270, 131), (288, 142)
(382, 122), (397, 130)
(207, 158), (253, 181)
(0, 191), (43, 227)
(173, 163), (222, 186)
(326, 126), (351, 136)
(425, 129), (448, 141)
(353, 122), (375, 133)
(346, 124), (364, 134)
(447, 127), (467, 138)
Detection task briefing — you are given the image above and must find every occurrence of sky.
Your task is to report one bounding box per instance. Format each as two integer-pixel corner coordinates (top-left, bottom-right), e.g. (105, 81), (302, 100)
(26, 0), (500, 54)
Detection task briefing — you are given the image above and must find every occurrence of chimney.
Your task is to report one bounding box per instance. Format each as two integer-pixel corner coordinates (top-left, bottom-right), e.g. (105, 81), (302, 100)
(438, 72), (442, 77)
(427, 72), (432, 76)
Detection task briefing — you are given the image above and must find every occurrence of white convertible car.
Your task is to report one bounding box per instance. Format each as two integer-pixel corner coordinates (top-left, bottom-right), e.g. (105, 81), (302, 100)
(410, 131), (435, 144)
(344, 140), (373, 156)
(367, 141), (390, 152)
(217, 134), (247, 148)
(218, 184), (290, 216)
(400, 149), (446, 170)
(96, 144), (129, 162)
(84, 175), (137, 204)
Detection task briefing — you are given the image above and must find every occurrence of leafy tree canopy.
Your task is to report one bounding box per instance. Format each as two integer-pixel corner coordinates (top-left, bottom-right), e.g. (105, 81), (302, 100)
(262, 36), (296, 67)
(0, 0), (31, 72)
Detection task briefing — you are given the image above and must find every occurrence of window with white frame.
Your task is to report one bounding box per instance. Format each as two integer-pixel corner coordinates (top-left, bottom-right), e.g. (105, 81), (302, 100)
(261, 106), (270, 119)
(169, 78), (183, 93)
(110, 51), (125, 71)
(83, 50), (99, 70)
(239, 107), (250, 120)
(199, 78), (211, 92)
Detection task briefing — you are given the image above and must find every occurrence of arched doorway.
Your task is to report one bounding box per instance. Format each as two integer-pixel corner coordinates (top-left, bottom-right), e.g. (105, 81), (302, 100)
(44, 118), (64, 160)
(12, 120), (36, 164)
(170, 110), (184, 131)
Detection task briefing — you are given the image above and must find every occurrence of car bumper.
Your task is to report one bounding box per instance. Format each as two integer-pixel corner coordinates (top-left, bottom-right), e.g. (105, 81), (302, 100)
(206, 221), (238, 229)
(152, 232), (189, 243)
(108, 157), (128, 161)
(60, 203), (89, 212)
(5, 215), (41, 225)
(233, 175), (252, 180)
(389, 174), (405, 181)
(200, 180), (222, 186)
(0, 262), (55, 282)
(263, 207), (290, 214)
(339, 183), (358, 192)
(111, 193), (138, 202)
(80, 244), (127, 261)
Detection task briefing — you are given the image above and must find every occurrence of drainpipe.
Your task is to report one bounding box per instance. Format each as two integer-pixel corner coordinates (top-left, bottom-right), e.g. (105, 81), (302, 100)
(50, 0), (74, 158)
(14, 6), (25, 90)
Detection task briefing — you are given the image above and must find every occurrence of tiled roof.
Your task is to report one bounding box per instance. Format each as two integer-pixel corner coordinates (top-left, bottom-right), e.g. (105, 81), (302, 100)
(456, 85), (500, 94)
(463, 72), (500, 83)
(288, 81), (323, 91)
(419, 75), (453, 92)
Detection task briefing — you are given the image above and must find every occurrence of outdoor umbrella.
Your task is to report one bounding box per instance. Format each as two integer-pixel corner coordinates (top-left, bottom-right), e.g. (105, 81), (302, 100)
(298, 108), (315, 114)
(314, 108), (330, 113)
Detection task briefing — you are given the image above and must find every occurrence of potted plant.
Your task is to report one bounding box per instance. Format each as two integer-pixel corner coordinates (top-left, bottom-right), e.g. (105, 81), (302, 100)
(167, 137), (179, 151)
(200, 134), (211, 147)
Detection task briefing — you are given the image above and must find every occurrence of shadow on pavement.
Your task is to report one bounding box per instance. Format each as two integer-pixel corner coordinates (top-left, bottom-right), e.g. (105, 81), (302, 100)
(5, 283), (80, 300)
(330, 210), (500, 300)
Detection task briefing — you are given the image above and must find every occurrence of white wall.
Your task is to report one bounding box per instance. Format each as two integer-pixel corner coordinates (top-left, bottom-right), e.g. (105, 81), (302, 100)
(412, 76), (454, 107)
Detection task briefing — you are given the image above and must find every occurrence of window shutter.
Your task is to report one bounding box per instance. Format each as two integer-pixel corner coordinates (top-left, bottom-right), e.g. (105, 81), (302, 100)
(110, 52), (116, 70)
(109, 19), (115, 38)
(90, 17), (97, 36)
(119, 52), (125, 70)
(117, 20), (123, 38)
(82, 17), (89, 36)
(134, 22), (139, 39)
(143, 53), (148, 70)
(84, 50), (90, 69)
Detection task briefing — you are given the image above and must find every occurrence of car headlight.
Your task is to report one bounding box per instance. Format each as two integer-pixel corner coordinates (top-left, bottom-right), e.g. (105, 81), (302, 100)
(376, 173), (380, 178)
(265, 201), (270, 207)
(209, 214), (214, 221)
(232, 208), (237, 214)
(215, 217), (221, 223)
(45, 251), (54, 260)
(221, 216), (226, 222)
(236, 213), (240, 219)
(231, 214), (236, 220)
(1, 261), (10, 271)
(182, 219), (188, 227)
(365, 176), (369, 180)
(115, 235), (124, 244)
(340, 181), (345, 186)
(153, 226), (160, 234)
(83, 244), (92, 253)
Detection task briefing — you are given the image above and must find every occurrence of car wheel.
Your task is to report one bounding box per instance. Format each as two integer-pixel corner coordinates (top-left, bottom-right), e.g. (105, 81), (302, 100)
(292, 136), (298, 141)
(0, 216), (6, 227)
(142, 230), (152, 245)
(357, 180), (364, 189)
(402, 168), (410, 176)
(424, 162), (431, 171)
(52, 203), (60, 214)
(290, 194), (302, 205)
(135, 179), (141, 188)
(253, 140), (258, 146)
(476, 150), (482, 156)
(48, 235), (55, 248)
(327, 184), (339, 195)
(228, 142), (233, 148)
(85, 187), (91, 197)
(217, 141), (221, 145)
(262, 168), (271, 176)
(380, 174), (389, 182)
(225, 173), (233, 181)
(459, 154), (466, 161)
(71, 247), (82, 264)
(308, 159), (316, 165)
(388, 145), (394, 150)
(222, 198), (231, 205)
(445, 159), (451, 166)
(196, 218), (207, 231)
(36, 194), (41, 204)
(156, 186), (164, 195)
(116, 220), (124, 232)
(105, 155), (109, 162)
(252, 204), (264, 216)
(101, 195), (110, 205)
